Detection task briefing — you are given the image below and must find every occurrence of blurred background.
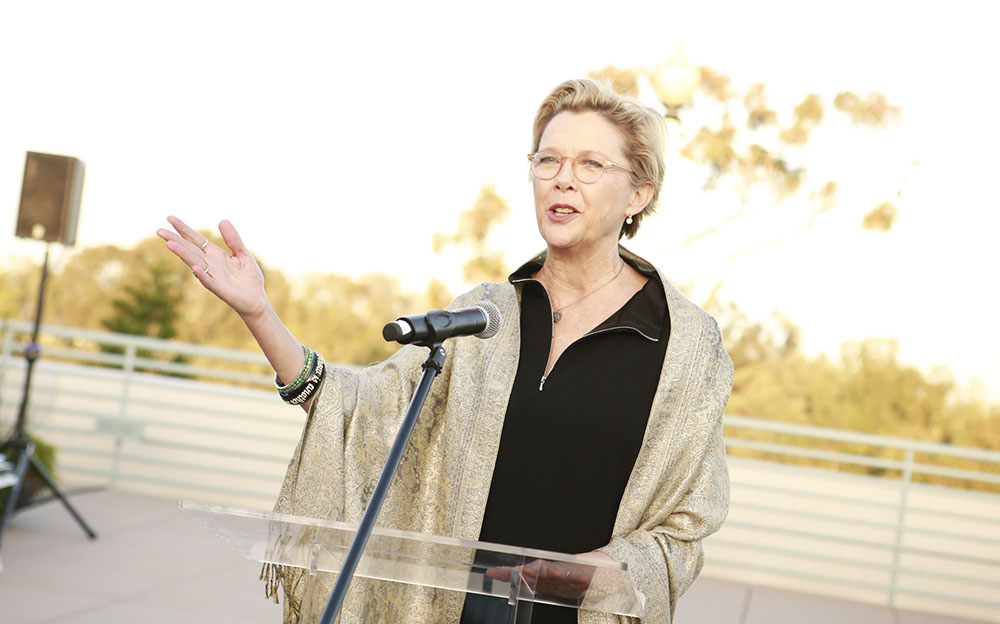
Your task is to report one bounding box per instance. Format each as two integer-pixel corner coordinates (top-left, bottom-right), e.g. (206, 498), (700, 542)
(1, 1), (998, 623)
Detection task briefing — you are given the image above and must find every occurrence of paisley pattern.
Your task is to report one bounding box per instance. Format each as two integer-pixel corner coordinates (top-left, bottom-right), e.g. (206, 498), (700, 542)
(267, 248), (733, 623)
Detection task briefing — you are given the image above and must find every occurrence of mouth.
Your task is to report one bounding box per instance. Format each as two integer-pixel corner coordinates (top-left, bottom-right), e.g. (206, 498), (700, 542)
(549, 204), (578, 216)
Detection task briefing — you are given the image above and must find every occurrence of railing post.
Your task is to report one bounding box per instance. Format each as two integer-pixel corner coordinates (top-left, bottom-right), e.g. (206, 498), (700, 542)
(888, 447), (915, 606)
(0, 319), (10, 400)
(110, 342), (137, 488)
(0, 321), (23, 427)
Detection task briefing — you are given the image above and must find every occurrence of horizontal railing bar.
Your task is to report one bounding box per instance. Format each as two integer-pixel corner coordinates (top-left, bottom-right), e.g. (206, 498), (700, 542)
(19, 425), (292, 464)
(725, 456), (902, 483)
(902, 524), (1000, 548)
(137, 438), (293, 463)
(892, 585), (1000, 610)
(708, 557), (892, 593)
(731, 500), (899, 532)
(905, 504), (1000, 525)
(11, 347), (273, 385)
(1, 382), (289, 429)
(729, 438), (998, 484)
(725, 519), (893, 551)
(898, 565), (1000, 589)
(726, 520), (1000, 568)
(53, 445), (285, 481)
(26, 423), (294, 462)
(30, 407), (297, 445)
(726, 415), (1000, 463)
(710, 558), (1000, 609)
(61, 465), (274, 500)
(1, 364), (271, 395)
(909, 461), (1000, 486)
(728, 438), (905, 470)
(708, 537), (894, 573)
(4, 320), (272, 363)
(112, 452), (284, 481)
(711, 536), (1000, 588)
(118, 416), (298, 444)
(730, 479), (902, 511)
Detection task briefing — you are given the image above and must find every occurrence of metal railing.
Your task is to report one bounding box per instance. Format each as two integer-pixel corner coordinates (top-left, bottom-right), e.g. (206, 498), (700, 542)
(716, 418), (1000, 621)
(1, 319), (998, 622)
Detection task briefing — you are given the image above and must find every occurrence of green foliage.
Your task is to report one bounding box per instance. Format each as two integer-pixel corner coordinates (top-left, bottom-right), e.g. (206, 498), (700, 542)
(101, 261), (183, 340)
(719, 304), (1000, 490)
(99, 261), (190, 373)
(0, 435), (57, 510)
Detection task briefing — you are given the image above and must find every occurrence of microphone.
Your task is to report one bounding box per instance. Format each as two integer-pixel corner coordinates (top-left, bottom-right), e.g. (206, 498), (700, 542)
(382, 301), (502, 345)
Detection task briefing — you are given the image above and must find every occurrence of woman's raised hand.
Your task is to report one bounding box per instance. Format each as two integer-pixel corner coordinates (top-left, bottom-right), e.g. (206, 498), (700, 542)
(157, 216), (268, 319)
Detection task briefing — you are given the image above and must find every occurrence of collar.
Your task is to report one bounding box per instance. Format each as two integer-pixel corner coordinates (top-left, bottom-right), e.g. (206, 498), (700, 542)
(508, 246), (666, 341)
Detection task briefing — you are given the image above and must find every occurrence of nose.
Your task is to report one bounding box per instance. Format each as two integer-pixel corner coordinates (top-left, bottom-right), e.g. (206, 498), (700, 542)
(553, 156), (577, 190)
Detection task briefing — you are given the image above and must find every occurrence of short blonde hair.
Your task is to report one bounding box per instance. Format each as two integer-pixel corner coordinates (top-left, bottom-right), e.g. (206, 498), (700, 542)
(532, 79), (666, 239)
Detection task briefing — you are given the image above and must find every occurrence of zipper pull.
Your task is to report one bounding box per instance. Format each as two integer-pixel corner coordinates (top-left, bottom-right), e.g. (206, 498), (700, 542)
(539, 376), (546, 391)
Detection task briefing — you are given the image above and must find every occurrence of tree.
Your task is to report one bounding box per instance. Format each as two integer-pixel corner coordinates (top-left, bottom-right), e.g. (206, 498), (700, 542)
(101, 262), (184, 340)
(433, 185), (512, 284)
(589, 64), (908, 308)
(99, 261), (189, 371)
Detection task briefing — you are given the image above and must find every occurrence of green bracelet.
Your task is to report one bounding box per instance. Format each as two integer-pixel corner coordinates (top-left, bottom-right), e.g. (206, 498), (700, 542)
(275, 346), (314, 393)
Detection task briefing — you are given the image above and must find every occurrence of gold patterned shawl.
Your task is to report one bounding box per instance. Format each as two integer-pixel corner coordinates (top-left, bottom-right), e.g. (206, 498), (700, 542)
(265, 247), (733, 623)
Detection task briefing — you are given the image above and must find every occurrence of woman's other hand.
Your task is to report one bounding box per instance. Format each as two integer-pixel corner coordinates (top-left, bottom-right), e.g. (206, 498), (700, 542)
(484, 558), (596, 600)
(157, 216), (268, 320)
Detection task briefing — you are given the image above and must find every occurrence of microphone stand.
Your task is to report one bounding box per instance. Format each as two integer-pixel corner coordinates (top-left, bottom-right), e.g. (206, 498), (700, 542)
(318, 340), (447, 624)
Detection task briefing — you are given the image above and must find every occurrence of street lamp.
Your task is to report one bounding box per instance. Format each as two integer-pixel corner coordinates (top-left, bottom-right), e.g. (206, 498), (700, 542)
(650, 48), (701, 121)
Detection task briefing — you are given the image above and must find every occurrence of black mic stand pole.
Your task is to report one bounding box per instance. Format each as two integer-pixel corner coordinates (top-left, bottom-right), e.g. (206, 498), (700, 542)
(318, 340), (447, 624)
(0, 243), (97, 547)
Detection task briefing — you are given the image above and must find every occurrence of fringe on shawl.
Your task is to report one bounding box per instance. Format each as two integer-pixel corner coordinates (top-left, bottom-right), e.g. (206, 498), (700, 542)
(261, 562), (304, 624)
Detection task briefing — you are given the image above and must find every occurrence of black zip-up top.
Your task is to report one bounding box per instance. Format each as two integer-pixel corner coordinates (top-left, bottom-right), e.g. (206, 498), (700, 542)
(466, 254), (670, 623)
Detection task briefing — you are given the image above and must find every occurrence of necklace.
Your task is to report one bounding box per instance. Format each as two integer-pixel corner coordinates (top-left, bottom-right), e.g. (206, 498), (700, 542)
(549, 260), (626, 324)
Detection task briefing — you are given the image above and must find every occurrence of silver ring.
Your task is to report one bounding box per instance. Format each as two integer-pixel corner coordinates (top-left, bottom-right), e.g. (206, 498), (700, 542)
(200, 239), (210, 251)
(203, 267), (213, 278)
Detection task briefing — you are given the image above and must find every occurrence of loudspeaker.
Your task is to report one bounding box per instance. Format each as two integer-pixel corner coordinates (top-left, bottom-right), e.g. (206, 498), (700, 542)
(15, 151), (85, 246)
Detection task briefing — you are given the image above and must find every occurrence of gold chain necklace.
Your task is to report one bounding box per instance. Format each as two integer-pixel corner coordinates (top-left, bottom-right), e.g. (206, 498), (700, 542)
(549, 260), (626, 324)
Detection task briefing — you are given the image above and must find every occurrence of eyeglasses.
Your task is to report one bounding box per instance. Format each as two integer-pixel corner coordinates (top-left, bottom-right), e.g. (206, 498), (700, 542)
(527, 150), (635, 184)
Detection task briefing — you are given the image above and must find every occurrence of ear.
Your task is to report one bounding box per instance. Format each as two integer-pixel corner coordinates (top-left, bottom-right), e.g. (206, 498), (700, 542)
(628, 181), (654, 217)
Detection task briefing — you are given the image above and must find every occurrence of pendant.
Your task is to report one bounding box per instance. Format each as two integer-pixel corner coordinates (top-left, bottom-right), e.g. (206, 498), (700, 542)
(552, 311), (562, 324)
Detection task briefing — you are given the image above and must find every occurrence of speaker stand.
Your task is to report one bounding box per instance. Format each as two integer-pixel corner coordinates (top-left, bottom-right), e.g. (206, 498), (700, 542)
(0, 244), (96, 548)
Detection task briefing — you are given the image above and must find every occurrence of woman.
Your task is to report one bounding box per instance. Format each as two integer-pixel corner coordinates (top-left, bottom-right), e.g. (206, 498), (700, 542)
(158, 79), (732, 624)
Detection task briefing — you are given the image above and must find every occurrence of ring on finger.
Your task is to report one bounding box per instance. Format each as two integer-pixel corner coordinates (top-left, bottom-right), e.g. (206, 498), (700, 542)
(203, 267), (213, 278)
(200, 239), (210, 251)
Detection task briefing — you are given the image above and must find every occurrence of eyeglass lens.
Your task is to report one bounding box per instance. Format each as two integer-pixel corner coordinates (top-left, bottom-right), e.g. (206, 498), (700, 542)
(531, 152), (608, 183)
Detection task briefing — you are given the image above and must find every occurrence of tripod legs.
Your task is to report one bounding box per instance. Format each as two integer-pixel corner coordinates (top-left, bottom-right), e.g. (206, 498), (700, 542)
(0, 436), (97, 548)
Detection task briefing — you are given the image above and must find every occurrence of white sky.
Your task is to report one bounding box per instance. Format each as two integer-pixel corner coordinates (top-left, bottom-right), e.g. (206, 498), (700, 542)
(2, 1), (998, 401)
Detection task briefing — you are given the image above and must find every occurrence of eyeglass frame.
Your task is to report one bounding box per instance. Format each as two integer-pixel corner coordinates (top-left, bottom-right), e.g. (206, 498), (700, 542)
(526, 150), (636, 183)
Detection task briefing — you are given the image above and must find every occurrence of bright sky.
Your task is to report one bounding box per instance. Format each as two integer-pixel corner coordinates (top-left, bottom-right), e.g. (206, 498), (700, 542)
(2, 1), (998, 400)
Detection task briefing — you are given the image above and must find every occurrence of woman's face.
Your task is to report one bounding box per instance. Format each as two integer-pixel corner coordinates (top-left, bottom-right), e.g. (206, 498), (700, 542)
(532, 111), (650, 256)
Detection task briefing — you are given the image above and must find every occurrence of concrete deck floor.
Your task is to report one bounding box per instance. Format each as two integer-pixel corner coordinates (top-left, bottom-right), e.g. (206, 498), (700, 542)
(0, 489), (991, 624)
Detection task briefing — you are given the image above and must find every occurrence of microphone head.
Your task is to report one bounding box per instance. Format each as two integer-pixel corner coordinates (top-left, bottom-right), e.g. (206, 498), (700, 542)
(382, 320), (411, 342)
(473, 301), (503, 339)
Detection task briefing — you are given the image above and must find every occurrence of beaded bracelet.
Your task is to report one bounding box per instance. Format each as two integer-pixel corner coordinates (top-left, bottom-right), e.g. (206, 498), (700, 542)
(275, 346), (314, 394)
(285, 353), (326, 405)
(278, 350), (321, 401)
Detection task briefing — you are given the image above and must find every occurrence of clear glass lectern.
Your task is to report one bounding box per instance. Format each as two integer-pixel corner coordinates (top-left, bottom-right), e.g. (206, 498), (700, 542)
(179, 501), (644, 623)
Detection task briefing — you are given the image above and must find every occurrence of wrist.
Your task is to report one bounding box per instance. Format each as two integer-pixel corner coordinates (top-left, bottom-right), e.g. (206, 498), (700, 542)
(239, 299), (276, 328)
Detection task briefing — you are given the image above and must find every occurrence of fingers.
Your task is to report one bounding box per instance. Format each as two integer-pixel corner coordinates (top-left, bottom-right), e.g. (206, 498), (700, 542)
(166, 215), (206, 246)
(163, 238), (211, 273)
(218, 220), (247, 255)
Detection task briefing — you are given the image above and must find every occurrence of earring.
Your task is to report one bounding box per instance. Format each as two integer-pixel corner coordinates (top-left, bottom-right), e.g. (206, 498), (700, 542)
(625, 215), (634, 225)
